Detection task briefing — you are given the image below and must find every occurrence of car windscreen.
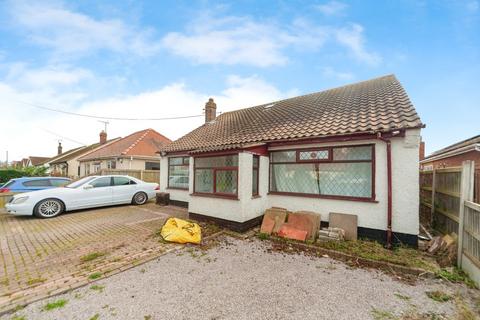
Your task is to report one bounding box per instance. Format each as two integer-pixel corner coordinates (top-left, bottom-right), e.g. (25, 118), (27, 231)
(65, 177), (96, 188)
(1, 180), (15, 188)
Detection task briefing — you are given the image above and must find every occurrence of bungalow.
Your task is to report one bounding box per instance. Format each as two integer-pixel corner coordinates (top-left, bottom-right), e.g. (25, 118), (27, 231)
(49, 132), (120, 178)
(78, 128), (171, 176)
(158, 75), (424, 246)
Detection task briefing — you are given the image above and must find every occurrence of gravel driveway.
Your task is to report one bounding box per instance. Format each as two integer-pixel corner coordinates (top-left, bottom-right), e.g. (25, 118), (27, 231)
(3, 236), (473, 320)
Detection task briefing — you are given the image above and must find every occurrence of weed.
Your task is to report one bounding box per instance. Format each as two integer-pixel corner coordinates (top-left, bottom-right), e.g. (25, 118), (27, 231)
(144, 316), (152, 320)
(89, 314), (100, 320)
(42, 299), (67, 311)
(426, 290), (451, 302)
(26, 278), (46, 286)
(11, 316), (26, 320)
(88, 272), (102, 280)
(435, 268), (477, 289)
(12, 305), (25, 312)
(0, 279), (9, 286)
(90, 285), (105, 292)
(140, 269), (146, 273)
(394, 293), (411, 301)
(371, 308), (396, 320)
(257, 233), (270, 240)
(74, 293), (82, 299)
(80, 252), (106, 263)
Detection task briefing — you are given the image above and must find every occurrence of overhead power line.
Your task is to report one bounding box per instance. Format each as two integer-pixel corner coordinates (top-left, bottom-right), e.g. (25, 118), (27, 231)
(17, 100), (204, 121)
(42, 128), (88, 146)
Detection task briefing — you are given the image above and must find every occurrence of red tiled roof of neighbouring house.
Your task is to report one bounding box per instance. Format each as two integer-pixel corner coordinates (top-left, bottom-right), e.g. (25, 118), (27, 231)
(79, 129), (171, 161)
(422, 134), (480, 162)
(29, 156), (50, 166)
(161, 75), (424, 154)
(49, 138), (120, 165)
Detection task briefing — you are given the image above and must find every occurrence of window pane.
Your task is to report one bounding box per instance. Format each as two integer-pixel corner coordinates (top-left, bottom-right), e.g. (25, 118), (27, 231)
(113, 177), (131, 186)
(270, 151), (296, 163)
(252, 169), (259, 195)
(145, 161), (160, 170)
(169, 157), (183, 165)
(299, 150), (329, 161)
(270, 163), (372, 198)
(318, 163), (372, 197)
(333, 146), (372, 161)
(195, 169), (213, 193)
(183, 157), (190, 165)
(195, 155), (238, 168)
(91, 177), (111, 188)
(50, 179), (70, 187)
(253, 155), (259, 168)
(270, 164), (320, 194)
(23, 179), (51, 187)
(216, 170), (237, 194)
(169, 165), (189, 189)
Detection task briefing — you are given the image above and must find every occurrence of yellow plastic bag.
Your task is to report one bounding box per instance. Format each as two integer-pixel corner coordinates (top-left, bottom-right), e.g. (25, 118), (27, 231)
(160, 218), (202, 244)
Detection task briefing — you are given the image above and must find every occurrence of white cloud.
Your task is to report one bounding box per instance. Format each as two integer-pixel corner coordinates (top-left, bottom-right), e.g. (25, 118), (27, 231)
(0, 73), (295, 161)
(316, 1), (348, 16)
(335, 24), (381, 65)
(162, 13), (378, 67)
(8, 1), (160, 58)
(322, 67), (354, 80)
(466, 1), (479, 12)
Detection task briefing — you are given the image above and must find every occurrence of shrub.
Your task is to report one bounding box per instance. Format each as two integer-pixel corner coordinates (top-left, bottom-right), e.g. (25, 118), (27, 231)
(0, 167), (48, 184)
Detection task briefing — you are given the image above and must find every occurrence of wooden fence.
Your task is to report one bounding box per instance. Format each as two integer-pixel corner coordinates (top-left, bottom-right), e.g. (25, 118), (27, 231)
(420, 160), (480, 285)
(97, 169), (160, 183)
(0, 193), (14, 208)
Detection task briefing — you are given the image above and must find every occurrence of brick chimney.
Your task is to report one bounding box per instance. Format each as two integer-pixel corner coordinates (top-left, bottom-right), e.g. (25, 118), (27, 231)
(57, 142), (63, 155)
(100, 130), (107, 144)
(204, 98), (217, 123)
(419, 140), (425, 161)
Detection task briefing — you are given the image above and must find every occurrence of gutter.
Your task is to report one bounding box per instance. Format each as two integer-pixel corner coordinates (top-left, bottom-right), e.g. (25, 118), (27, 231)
(421, 143), (480, 164)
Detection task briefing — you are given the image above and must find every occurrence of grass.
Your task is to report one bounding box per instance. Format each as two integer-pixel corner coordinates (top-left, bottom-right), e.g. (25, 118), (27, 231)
(257, 233), (270, 240)
(80, 252), (106, 263)
(11, 316), (26, 320)
(394, 293), (411, 301)
(42, 299), (67, 311)
(371, 308), (396, 320)
(26, 278), (46, 286)
(426, 290), (452, 302)
(89, 314), (100, 320)
(88, 272), (102, 280)
(435, 268), (477, 289)
(314, 239), (439, 271)
(454, 294), (477, 320)
(90, 284), (105, 292)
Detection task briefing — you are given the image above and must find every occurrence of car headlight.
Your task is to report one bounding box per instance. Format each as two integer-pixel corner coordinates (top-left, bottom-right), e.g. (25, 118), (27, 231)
(12, 196), (29, 204)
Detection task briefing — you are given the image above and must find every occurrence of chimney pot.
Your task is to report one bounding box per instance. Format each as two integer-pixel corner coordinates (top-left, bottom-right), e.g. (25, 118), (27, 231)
(100, 130), (107, 144)
(205, 98), (217, 123)
(57, 142), (63, 155)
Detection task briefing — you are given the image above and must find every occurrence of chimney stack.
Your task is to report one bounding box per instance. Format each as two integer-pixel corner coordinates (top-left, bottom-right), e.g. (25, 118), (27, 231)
(100, 130), (107, 144)
(57, 142), (63, 155)
(204, 98), (217, 123)
(419, 140), (425, 161)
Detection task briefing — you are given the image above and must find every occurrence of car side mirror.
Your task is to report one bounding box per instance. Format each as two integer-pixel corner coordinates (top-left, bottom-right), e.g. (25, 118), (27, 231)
(83, 184), (93, 190)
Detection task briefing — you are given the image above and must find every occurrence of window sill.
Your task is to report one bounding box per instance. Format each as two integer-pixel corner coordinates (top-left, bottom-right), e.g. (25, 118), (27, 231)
(251, 195), (261, 199)
(267, 192), (378, 203)
(190, 193), (239, 200)
(166, 187), (189, 191)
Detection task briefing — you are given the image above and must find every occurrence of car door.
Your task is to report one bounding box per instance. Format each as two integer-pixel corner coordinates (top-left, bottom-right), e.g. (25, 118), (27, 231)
(112, 177), (138, 204)
(74, 176), (114, 208)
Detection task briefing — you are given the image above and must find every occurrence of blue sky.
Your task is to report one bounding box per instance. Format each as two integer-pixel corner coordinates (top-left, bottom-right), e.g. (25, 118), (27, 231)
(0, 0), (479, 160)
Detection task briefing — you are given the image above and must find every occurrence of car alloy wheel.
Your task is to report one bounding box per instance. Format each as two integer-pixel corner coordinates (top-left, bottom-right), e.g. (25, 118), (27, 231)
(133, 192), (147, 205)
(37, 199), (63, 218)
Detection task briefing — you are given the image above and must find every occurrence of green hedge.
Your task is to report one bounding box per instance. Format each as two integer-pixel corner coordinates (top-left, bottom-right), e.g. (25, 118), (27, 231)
(0, 167), (48, 184)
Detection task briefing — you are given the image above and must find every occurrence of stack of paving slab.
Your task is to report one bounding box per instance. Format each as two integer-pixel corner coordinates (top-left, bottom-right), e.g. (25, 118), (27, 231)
(260, 208), (321, 242)
(318, 227), (346, 241)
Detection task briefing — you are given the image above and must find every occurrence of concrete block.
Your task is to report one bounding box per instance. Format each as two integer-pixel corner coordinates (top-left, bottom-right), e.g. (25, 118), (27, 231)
(329, 212), (358, 240)
(278, 224), (308, 242)
(288, 211), (321, 241)
(261, 208), (287, 234)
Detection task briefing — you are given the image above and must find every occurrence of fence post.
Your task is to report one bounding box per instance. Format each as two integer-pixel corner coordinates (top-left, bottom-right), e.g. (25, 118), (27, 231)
(141, 170), (144, 181)
(431, 169), (436, 225)
(458, 160), (475, 267)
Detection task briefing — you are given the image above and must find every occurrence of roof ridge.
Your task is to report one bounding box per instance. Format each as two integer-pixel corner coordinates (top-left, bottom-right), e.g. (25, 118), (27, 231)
(218, 74), (396, 118)
(122, 129), (151, 155)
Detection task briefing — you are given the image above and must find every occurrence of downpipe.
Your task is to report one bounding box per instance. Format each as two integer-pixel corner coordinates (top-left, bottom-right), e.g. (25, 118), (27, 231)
(376, 131), (398, 249)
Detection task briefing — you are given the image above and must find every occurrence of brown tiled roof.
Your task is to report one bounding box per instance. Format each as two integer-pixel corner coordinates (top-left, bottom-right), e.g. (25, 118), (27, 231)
(79, 129), (171, 161)
(40, 146), (86, 165)
(424, 134), (480, 160)
(29, 156), (50, 166)
(162, 75), (423, 153)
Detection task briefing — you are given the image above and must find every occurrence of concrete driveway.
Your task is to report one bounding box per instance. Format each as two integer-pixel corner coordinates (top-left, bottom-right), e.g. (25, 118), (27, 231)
(0, 202), (187, 313)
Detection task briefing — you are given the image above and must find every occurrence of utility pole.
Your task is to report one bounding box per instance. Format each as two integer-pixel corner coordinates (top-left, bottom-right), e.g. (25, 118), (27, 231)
(5, 151), (8, 167)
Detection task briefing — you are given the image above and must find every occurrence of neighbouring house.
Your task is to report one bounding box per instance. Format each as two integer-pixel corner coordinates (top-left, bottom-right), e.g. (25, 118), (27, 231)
(11, 156), (50, 168)
(420, 134), (480, 170)
(49, 132), (120, 179)
(158, 75), (424, 246)
(78, 128), (171, 176)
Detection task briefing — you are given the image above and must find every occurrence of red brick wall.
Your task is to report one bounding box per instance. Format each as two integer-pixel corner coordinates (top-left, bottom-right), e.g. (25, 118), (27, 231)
(422, 150), (480, 169)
